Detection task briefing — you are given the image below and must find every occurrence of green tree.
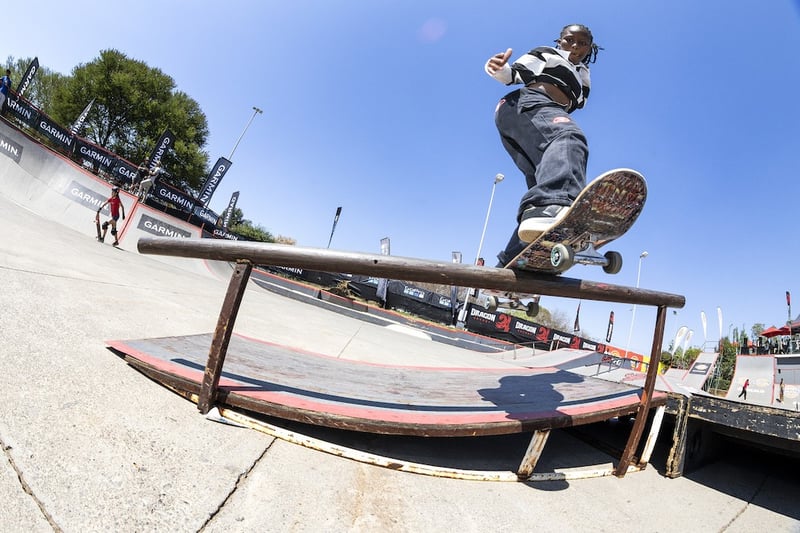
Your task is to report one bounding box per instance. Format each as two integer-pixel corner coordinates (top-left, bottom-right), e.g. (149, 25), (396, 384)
(5, 52), (290, 244)
(229, 221), (275, 243)
(3, 57), (69, 113)
(670, 346), (701, 370)
(47, 49), (209, 188)
(225, 207), (245, 228)
(706, 337), (737, 394)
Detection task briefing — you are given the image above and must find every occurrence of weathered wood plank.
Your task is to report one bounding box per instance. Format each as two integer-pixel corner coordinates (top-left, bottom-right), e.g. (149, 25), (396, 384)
(110, 334), (667, 437)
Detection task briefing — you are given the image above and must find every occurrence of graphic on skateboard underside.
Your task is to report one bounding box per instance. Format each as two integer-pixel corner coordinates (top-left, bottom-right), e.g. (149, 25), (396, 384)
(508, 168), (647, 274)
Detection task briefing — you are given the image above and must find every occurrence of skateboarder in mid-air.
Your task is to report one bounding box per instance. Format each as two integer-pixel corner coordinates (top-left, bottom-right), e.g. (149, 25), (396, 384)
(485, 23), (602, 267)
(96, 186), (125, 245)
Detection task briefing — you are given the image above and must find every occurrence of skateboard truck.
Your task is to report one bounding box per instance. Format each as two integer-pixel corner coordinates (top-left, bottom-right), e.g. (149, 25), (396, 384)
(549, 240), (622, 274)
(483, 295), (540, 317)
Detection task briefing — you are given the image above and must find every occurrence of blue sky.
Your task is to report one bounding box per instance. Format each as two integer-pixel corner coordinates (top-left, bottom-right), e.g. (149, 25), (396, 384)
(5, 1), (800, 355)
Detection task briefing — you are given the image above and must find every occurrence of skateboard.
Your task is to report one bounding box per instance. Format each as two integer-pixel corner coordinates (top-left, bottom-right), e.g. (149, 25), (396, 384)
(511, 168), (646, 274)
(484, 169), (646, 314)
(94, 212), (103, 242)
(482, 291), (541, 317)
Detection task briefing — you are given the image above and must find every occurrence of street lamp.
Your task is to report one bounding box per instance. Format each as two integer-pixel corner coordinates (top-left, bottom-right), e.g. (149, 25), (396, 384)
(457, 173), (504, 326)
(625, 251), (649, 356)
(228, 106), (263, 160)
(474, 173), (504, 265)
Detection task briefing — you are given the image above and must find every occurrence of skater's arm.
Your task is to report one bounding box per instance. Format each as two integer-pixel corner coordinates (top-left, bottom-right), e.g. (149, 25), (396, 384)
(485, 48), (513, 84)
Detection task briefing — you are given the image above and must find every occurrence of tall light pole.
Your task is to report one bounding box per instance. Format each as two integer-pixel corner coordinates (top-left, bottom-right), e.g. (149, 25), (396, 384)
(625, 251), (648, 356)
(475, 173), (504, 264)
(228, 106), (263, 160)
(457, 173), (504, 326)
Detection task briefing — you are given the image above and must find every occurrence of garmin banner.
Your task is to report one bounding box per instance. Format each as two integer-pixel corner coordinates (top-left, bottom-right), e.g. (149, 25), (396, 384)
(193, 205), (220, 227)
(147, 128), (174, 168)
(137, 213), (192, 239)
(15, 57), (39, 100)
(74, 138), (116, 171)
(70, 97), (95, 135)
(326, 206), (342, 248)
(222, 191), (239, 228)
(110, 159), (139, 185)
(152, 181), (195, 213)
(347, 276), (453, 324)
(7, 93), (40, 127)
(36, 114), (74, 152)
(0, 130), (23, 163)
(198, 156), (232, 207)
(207, 227), (240, 240)
(63, 180), (107, 212)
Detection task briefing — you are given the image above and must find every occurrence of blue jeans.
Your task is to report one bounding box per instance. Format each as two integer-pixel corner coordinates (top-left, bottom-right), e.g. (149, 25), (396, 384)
(494, 88), (588, 266)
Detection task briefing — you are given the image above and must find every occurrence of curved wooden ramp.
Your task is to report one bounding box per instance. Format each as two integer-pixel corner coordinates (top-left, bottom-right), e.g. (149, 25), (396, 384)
(109, 333), (667, 480)
(130, 238), (684, 478)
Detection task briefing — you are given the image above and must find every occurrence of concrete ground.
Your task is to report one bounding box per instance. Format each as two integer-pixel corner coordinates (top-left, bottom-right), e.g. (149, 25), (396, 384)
(1, 192), (799, 532)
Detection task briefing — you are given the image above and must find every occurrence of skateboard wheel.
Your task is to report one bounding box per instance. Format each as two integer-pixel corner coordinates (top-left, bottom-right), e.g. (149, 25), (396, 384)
(550, 243), (574, 271)
(484, 295), (498, 312)
(526, 301), (540, 318)
(603, 251), (623, 274)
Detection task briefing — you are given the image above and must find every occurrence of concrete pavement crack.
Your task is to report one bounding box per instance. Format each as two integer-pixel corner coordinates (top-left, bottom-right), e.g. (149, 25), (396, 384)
(1, 436), (63, 532)
(197, 438), (275, 532)
(719, 471), (770, 531)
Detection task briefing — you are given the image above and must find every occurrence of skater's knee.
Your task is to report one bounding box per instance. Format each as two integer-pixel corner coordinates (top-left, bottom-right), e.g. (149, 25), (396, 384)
(111, 228), (117, 236)
(101, 221), (109, 230)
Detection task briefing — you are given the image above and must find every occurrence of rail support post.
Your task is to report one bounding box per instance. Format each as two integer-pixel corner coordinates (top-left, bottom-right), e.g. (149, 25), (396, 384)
(198, 260), (253, 414)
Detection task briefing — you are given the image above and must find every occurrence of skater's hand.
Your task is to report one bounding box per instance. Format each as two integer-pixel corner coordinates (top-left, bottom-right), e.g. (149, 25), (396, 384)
(487, 48), (512, 73)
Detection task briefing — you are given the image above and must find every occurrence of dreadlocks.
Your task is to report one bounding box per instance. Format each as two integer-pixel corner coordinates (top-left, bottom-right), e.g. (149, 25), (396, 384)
(556, 24), (604, 65)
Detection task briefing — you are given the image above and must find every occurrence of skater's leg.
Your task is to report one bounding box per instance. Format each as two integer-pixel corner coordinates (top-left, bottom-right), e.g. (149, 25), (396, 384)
(496, 88), (589, 242)
(110, 221), (119, 245)
(495, 225), (527, 267)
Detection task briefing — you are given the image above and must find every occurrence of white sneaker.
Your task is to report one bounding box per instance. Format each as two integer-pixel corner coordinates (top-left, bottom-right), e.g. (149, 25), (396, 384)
(517, 205), (568, 242)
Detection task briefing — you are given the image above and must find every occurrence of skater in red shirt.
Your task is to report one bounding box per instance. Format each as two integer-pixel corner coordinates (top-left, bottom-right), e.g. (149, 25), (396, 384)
(96, 187), (126, 246)
(737, 378), (749, 400)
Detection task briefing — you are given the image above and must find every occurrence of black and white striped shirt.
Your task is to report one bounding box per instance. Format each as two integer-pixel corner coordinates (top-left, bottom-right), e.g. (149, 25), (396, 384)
(486, 47), (591, 113)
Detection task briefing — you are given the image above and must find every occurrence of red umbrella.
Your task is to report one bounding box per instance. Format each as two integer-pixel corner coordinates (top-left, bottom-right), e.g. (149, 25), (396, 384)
(760, 325), (790, 338)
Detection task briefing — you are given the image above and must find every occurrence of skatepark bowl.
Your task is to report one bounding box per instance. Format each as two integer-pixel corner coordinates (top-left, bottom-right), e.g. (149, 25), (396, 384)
(4, 100), (800, 530)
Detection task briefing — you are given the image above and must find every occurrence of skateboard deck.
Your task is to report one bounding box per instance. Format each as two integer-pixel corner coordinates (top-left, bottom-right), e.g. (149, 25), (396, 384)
(481, 290), (540, 316)
(510, 168), (646, 274)
(94, 213), (103, 241)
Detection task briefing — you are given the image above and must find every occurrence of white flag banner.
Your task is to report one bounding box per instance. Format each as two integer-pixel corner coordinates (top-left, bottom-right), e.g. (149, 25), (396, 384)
(376, 237), (391, 303)
(683, 330), (694, 353)
(672, 326), (688, 354)
(701, 311), (708, 343)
